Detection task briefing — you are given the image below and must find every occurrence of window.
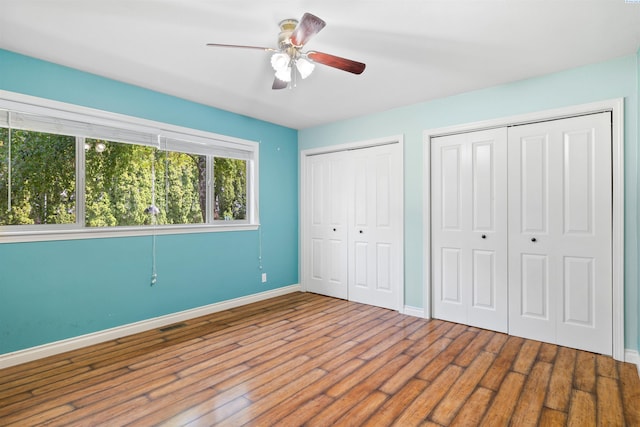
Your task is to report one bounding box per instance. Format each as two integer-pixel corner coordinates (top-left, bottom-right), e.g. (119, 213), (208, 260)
(214, 157), (247, 221)
(0, 128), (76, 226)
(0, 92), (258, 241)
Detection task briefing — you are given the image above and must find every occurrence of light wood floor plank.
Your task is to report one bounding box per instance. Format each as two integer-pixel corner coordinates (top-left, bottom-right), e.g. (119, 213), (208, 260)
(545, 346), (577, 411)
(416, 331), (476, 382)
(573, 350), (597, 393)
(483, 331), (508, 354)
(0, 292), (636, 426)
(453, 329), (494, 367)
(480, 335), (524, 391)
(480, 371), (526, 426)
(277, 395), (334, 426)
(512, 340), (542, 375)
(567, 389), (596, 427)
(539, 407), (567, 426)
(249, 358), (364, 425)
(510, 361), (553, 426)
(430, 351), (495, 425)
(363, 378), (429, 427)
(597, 375), (625, 426)
(537, 342), (559, 363)
(333, 390), (388, 427)
(404, 321), (454, 357)
(449, 386), (494, 426)
(379, 336), (450, 394)
(393, 364), (464, 426)
(619, 361), (640, 426)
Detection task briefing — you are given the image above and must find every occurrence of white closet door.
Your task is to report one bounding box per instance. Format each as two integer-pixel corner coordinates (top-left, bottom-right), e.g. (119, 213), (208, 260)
(347, 143), (402, 310)
(508, 112), (612, 355)
(305, 152), (348, 299)
(431, 128), (508, 332)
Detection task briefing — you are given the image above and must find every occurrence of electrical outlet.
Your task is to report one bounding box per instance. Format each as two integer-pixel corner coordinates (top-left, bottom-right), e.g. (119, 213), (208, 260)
(261, 273), (267, 283)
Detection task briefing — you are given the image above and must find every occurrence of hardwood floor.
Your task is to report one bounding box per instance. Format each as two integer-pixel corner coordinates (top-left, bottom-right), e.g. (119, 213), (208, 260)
(0, 292), (638, 426)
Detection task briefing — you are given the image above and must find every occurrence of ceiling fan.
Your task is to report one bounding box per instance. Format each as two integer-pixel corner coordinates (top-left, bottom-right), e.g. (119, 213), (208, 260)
(206, 13), (366, 90)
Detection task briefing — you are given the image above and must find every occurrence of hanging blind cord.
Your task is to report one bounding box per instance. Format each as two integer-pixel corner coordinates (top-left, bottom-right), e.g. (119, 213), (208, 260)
(150, 148), (158, 285)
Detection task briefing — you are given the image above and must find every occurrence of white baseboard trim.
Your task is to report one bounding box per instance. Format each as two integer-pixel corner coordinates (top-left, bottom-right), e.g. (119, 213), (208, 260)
(625, 348), (640, 377)
(402, 305), (425, 318)
(0, 284), (301, 369)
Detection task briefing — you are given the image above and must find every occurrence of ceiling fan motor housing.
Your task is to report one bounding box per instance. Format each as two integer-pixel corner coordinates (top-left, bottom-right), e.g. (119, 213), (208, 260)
(277, 18), (300, 59)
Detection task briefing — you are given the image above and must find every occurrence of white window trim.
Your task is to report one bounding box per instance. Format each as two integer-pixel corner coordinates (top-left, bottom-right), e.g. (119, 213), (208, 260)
(0, 90), (259, 243)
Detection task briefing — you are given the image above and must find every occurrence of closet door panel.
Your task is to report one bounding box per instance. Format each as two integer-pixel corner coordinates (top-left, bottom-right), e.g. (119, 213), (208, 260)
(441, 145), (463, 231)
(519, 135), (548, 234)
(305, 153), (348, 299)
(557, 113), (612, 354)
(432, 128), (508, 332)
(468, 131), (508, 331)
(520, 253), (549, 319)
(563, 130), (595, 234)
(563, 256), (595, 326)
(472, 249), (496, 310)
(376, 243), (392, 291)
(508, 129), (556, 342)
(348, 144), (401, 310)
(354, 241), (368, 288)
(472, 142), (495, 230)
(508, 112), (612, 355)
(432, 137), (469, 324)
(441, 247), (462, 304)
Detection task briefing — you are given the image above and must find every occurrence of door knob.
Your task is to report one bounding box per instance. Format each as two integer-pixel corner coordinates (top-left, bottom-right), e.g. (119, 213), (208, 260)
(531, 237), (537, 242)
(481, 234), (486, 239)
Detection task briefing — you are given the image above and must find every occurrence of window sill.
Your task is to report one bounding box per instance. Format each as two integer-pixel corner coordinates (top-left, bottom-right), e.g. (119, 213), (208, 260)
(0, 223), (260, 243)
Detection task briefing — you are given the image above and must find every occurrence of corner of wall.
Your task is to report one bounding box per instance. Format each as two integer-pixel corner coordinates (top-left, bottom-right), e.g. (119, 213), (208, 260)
(636, 46), (640, 356)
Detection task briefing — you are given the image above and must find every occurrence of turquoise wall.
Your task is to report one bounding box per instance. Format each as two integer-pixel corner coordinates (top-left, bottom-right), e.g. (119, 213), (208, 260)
(300, 54), (640, 351)
(2, 48), (638, 355)
(0, 49), (299, 354)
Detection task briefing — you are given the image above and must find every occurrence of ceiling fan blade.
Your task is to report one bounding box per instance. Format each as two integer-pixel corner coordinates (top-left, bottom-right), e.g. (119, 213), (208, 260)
(272, 76), (288, 90)
(290, 13), (326, 47)
(206, 43), (275, 52)
(307, 51), (366, 75)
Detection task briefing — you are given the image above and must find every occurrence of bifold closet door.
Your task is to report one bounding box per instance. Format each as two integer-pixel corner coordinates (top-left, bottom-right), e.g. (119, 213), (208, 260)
(431, 128), (508, 332)
(508, 112), (612, 355)
(305, 152), (348, 299)
(348, 143), (402, 310)
(304, 143), (402, 310)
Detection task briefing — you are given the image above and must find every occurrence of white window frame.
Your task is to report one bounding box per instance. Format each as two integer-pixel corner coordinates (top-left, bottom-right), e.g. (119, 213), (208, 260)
(0, 90), (259, 243)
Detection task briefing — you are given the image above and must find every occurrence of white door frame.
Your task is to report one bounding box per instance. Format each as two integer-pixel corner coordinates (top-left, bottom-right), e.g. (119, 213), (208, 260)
(423, 99), (624, 360)
(300, 135), (405, 312)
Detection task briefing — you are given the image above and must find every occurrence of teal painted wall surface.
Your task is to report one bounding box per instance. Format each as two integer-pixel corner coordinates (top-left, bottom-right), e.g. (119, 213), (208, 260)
(0, 49), (299, 354)
(300, 54), (640, 351)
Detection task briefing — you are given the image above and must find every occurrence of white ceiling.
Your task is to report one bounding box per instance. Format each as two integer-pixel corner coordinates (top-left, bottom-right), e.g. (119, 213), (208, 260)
(1, 1), (639, 129)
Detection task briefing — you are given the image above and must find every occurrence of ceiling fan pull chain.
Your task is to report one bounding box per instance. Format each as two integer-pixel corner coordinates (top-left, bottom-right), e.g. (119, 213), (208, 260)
(292, 62), (297, 88)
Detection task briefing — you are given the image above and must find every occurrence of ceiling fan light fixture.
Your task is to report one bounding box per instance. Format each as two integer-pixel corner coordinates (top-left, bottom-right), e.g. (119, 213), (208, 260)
(296, 57), (315, 79)
(270, 52), (290, 71)
(206, 13), (366, 89)
(275, 66), (292, 83)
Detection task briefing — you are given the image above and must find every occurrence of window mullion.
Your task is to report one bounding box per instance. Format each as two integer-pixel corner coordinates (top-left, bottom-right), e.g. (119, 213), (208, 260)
(247, 159), (254, 224)
(76, 136), (86, 227)
(206, 155), (214, 223)
(7, 124), (11, 213)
